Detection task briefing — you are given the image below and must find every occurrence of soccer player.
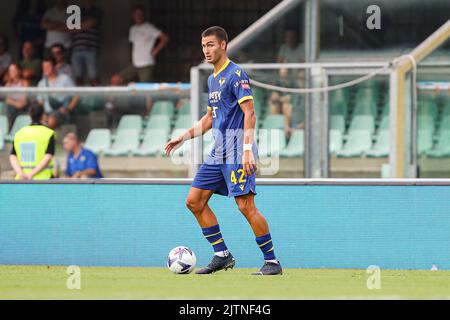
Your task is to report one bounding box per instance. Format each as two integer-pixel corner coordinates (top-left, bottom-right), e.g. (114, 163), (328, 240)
(165, 26), (282, 275)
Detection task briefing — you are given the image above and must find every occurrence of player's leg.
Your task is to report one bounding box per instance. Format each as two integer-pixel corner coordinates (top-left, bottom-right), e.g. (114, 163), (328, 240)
(185, 187), (217, 228)
(234, 193), (283, 276)
(189, 164), (235, 274)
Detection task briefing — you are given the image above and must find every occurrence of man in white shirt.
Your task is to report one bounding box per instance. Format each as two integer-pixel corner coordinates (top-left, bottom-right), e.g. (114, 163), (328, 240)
(277, 30), (305, 63)
(111, 5), (169, 85)
(41, 0), (71, 56)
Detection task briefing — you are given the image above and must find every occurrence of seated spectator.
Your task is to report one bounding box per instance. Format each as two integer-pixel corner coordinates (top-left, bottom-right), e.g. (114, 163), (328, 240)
(0, 35), (12, 83)
(19, 41), (42, 85)
(50, 43), (73, 79)
(5, 63), (30, 128)
(63, 132), (103, 178)
(13, 0), (46, 59)
(41, 0), (71, 57)
(70, 0), (103, 86)
(268, 68), (303, 137)
(37, 58), (78, 129)
(277, 29), (305, 63)
(110, 5), (169, 85)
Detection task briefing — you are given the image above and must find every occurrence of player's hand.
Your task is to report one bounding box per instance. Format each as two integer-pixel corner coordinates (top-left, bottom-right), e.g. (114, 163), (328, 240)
(242, 150), (257, 176)
(164, 136), (184, 156)
(24, 173), (34, 180)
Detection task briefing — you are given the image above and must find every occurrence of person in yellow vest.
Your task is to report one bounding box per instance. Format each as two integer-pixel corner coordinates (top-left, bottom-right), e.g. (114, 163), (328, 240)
(9, 103), (55, 180)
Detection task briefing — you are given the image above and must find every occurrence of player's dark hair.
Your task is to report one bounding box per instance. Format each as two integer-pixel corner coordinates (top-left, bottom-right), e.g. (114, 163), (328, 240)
(29, 103), (44, 123)
(133, 4), (145, 13)
(65, 131), (79, 142)
(50, 43), (66, 53)
(202, 26), (228, 48)
(42, 57), (56, 66)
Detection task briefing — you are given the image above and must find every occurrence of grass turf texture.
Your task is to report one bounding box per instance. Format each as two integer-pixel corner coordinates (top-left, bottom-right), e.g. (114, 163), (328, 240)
(0, 266), (449, 299)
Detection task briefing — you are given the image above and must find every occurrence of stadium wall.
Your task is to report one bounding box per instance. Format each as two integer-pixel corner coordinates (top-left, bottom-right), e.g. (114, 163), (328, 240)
(0, 180), (449, 270)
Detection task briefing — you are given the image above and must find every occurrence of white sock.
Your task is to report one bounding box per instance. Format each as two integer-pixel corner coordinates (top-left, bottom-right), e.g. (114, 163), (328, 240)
(265, 259), (278, 264)
(214, 250), (229, 257)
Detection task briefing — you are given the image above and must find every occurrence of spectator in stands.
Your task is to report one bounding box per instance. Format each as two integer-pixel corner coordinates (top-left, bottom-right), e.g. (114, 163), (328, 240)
(37, 57), (78, 129)
(110, 5), (169, 85)
(63, 132), (103, 178)
(12, 0), (46, 59)
(0, 35), (12, 83)
(41, 0), (71, 57)
(70, 0), (103, 86)
(9, 103), (55, 180)
(268, 68), (303, 138)
(50, 43), (73, 79)
(5, 63), (30, 129)
(19, 41), (42, 85)
(277, 29), (305, 63)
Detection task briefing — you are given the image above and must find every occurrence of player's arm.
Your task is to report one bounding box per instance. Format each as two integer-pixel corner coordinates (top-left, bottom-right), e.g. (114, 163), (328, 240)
(240, 99), (257, 176)
(164, 109), (213, 156)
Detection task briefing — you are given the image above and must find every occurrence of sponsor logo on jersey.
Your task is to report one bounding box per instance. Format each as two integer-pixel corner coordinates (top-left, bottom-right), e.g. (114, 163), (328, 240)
(235, 70), (241, 77)
(219, 78), (226, 86)
(209, 91), (222, 103)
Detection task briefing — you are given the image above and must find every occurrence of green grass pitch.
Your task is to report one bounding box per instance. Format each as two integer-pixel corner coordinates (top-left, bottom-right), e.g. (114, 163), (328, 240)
(1, 266), (449, 299)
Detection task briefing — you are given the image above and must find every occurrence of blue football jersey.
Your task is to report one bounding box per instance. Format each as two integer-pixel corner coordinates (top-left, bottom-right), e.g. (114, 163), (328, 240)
(206, 59), (258, 164)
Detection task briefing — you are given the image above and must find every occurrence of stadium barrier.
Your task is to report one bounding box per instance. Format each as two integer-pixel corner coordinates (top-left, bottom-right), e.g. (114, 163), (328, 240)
(0, 179), (449, 270)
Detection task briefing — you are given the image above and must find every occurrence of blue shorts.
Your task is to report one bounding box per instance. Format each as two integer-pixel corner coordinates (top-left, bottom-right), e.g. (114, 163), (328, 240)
(192, 163), (256, 197)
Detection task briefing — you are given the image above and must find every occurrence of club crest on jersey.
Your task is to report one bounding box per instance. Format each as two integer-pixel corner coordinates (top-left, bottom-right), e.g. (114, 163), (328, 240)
(219, 78), (226, 86)
(235, 70), (241, 77)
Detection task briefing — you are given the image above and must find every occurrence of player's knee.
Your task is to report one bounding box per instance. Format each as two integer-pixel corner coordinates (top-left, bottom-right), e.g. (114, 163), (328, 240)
(185, 197), (205, 214)
(237, 199), (256, 217)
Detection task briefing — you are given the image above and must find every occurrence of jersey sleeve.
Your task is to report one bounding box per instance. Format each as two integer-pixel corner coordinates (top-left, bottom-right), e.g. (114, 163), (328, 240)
(231, 70), (253, 105)
(85, 152), (100, 172)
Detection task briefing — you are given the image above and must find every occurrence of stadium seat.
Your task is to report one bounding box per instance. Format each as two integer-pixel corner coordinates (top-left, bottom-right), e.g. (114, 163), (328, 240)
(116, 115), (143, 132)
(0, 130), (4, 151)
(151, 100), (175, 117)
(418, 101), (438, 121)
(262, 114), (285, 130)
(178, 101), (191, 115)
(132, 129), (168, 157)
(84, 129), (111, 155)
(5, 114), (31, 142)
(379, 116), (389, 130)
(425, 130), (450, 158)
(336, 130), (372, 157)
(253, 99), (262, 119)
(330, 115), (345, 133)
(175, 115), (192, 130)
(353, 101), (377, 118)
(439, 116), (450, 131)
(329, 129), (343, 155)
(0, 114), (8, 137)
(104, 129), (140, 157)
(77, 96), (105, 113)
(202, 129), (215, 159)
(258, 129), (286, 157)
(441, 104), (450, 117)
(280, 129), (304, 157)
(145, 115), (171, 133)
(0, 101), (5, 115)
(418, 115), (435, 132)
(367, 130), (390, 157)
(170, 128), (191, 156)
(418, 130), (433, 155)
(381, 164), (390, 178)
(330, 100), (347, 116)
(348, 115), (375, 134)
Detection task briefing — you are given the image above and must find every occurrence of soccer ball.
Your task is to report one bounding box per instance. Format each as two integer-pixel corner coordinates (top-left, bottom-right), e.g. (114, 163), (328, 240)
(167, 246), (197, 274)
